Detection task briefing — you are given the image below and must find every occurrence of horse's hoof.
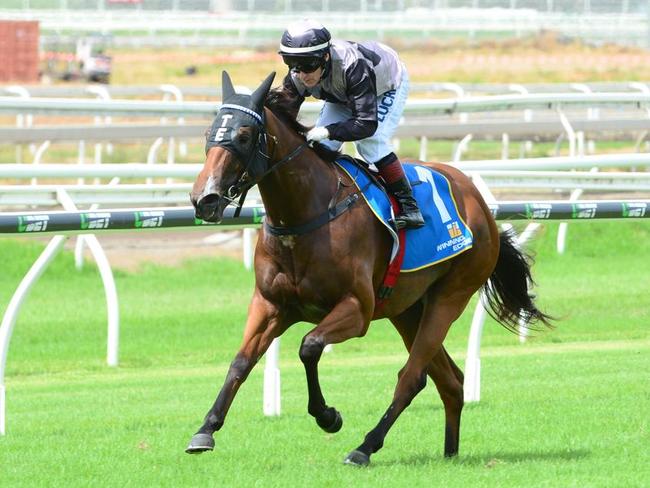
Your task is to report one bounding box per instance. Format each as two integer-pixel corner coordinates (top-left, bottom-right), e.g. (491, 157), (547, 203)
(185, 433), (215, 454)
(343, 450), (370, 467)
(317, 408), (343, 433)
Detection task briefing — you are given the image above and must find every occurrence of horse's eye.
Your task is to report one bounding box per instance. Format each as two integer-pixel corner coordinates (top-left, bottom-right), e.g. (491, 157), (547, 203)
(237, 127), (253, 144)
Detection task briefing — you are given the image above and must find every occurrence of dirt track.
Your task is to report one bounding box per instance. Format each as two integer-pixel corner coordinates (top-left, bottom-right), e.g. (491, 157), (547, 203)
(69, 229), (249, 272)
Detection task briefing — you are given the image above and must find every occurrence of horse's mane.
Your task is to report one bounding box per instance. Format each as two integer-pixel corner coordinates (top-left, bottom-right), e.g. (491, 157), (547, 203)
(265, 87), (341, 163)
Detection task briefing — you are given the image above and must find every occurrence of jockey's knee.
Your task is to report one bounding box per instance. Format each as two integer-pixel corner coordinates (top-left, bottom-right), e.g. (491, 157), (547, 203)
(374, 152), (398, 169)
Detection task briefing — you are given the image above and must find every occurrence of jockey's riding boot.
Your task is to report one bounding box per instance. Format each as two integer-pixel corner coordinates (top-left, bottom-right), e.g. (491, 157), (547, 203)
(386, 176), (425, 230)
(376, 153), (425, 230)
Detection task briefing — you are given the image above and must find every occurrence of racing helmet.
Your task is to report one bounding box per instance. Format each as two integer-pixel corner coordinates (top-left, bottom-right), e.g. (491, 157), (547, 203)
(279, 19), (331, 73)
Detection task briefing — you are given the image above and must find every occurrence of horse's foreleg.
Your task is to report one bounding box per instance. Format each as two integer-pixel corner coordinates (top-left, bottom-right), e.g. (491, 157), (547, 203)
(300, 295), (370, 434)
(345, 291), (471, 467)
(186, 291), (285, 454)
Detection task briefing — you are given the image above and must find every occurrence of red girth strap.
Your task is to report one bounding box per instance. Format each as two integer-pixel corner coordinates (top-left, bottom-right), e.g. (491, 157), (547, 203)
(375, 196), (407, 311)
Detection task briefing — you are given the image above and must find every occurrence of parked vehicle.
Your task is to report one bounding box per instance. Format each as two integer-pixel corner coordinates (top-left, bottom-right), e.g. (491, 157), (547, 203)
(43, 36), (112, 83)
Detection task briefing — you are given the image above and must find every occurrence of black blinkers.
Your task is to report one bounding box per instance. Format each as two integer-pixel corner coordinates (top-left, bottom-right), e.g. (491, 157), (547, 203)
(204, 71), (277, 188)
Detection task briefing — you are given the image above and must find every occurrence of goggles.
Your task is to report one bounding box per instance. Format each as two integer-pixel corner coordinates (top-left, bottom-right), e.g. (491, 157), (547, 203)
(283, 56), (323, 74)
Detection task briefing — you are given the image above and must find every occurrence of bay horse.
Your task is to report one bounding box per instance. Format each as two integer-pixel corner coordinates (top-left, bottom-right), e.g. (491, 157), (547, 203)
(188, 71), (552, 466)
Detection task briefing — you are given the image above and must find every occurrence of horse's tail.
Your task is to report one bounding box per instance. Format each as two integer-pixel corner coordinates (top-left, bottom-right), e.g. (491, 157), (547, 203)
(481, 229), (554, 334)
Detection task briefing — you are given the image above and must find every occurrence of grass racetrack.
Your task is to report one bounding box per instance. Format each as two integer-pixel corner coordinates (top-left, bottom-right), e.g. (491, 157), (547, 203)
(0, 221), (649, 487)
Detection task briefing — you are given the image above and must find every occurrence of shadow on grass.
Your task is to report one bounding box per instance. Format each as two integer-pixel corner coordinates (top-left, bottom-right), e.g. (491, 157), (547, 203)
(379, 448), (590, 467)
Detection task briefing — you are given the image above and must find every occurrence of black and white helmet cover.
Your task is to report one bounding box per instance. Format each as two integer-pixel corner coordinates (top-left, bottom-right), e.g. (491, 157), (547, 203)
(279, 19), (331, 61)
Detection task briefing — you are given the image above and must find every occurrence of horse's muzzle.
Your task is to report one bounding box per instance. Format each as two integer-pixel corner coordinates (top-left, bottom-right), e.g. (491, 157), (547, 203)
(194, 193), (227, 223)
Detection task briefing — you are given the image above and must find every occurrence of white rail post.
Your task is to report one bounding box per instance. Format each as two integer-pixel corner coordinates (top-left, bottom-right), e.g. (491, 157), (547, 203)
(86, 85), (112, 183)
(453, 134), (473, 163)
(57, 189), (120, 366)
(508, 83), (533, 156)
(160, 84), (186, 165)
(31, 141), (50, 186)
(146, 137), (164, 185)
(419, 136), (428, 161)
(556, 107), (577, 254)
(74, 85), (113, 270)
(629, 83), (650, 157)
(464, 219), (541, 402)
(77, 139), (86, 186)
(74, 177), (120, 271)
(0, 235), (68, 435)
(464, 293), (488, 403)
(571, 83), (598, 154)
(501, 222), (543, 343)
(464, 173), (496, 403)
(440, 83), (468, 123)
(226, 203), (279, 415)
(5, 86), (34, 162)
(242, 228), (256, 270)
(263, 338), (281, 416)
(76, 81), (112, 270)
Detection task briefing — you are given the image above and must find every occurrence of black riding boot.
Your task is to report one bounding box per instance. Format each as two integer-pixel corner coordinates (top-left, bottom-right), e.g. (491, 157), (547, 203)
(386, 177), (425, 230)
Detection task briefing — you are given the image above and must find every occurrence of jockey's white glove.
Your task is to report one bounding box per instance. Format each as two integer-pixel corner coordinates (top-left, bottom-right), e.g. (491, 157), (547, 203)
(306, 126), (330, 143)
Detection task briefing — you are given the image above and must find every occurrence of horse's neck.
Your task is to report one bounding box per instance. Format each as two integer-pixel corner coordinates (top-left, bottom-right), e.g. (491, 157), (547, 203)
(259, 119), (338, 228)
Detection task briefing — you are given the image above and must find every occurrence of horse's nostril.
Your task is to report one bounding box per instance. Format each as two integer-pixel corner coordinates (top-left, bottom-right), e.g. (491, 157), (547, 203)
(195, 193), (223, 222)
(199, 194), (221, 208)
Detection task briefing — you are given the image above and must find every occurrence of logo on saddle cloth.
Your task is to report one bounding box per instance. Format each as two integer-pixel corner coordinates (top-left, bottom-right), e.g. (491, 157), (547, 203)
(334, 159), (473, 271)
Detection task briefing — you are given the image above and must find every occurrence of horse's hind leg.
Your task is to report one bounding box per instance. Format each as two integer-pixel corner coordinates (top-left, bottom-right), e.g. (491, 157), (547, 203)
(345, 285), (474, 467)
(430, 349), (464, 457)
(390, 303), (465, 458)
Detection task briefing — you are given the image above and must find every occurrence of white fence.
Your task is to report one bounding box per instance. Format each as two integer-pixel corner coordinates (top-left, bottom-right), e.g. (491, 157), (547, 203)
(3, 91), (650, 117)
(5, 81), (650, 99)
(4, 6), (650, 48)
(3, 116), (650, 143)
(1, 199), (648, 435)
(2, 90), (650, 169)
(1, 89), (649, 435)
(2, 153), (650, 179)
(6, 1), (649, 14)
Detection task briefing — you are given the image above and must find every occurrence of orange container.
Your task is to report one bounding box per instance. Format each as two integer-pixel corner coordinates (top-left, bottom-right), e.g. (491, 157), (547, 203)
(0, 21), (39, 82)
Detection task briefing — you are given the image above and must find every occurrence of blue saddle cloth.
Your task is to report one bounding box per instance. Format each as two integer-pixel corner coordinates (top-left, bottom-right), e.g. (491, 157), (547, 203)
(335, 159), (473, 272)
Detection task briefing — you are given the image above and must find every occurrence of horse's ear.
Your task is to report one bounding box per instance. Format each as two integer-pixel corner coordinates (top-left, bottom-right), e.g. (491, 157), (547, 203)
(251, 71), (276, 111)
(221, 70), (236, 101)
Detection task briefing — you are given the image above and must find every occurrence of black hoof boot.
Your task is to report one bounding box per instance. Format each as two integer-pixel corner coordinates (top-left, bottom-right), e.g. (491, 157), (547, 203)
(185, 433), (215, 454)
(316, 407), (343, 433)
(344, 449), (370, 467)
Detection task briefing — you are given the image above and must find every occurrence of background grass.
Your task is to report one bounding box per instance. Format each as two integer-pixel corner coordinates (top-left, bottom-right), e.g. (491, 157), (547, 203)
(0, 221), (649, 486)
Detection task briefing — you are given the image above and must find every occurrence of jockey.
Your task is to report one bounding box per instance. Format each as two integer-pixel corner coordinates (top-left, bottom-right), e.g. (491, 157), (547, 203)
(278, 19), (425, 230)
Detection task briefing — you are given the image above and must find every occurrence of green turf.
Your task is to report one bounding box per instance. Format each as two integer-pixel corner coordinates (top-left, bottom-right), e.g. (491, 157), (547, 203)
(0, 220), (649, 486)
(0, 345), (648, 486)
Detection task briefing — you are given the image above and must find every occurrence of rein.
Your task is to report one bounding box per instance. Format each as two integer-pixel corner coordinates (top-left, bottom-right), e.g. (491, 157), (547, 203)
(212, 102), (363, 236)
(230, 140), (309, 218)
(215, 102), (309, 217)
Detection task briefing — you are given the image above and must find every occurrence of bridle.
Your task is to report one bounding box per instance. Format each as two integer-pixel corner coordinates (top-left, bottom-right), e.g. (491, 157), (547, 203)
(206, 102), (309, 217)
(204, 101), (362, 236)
